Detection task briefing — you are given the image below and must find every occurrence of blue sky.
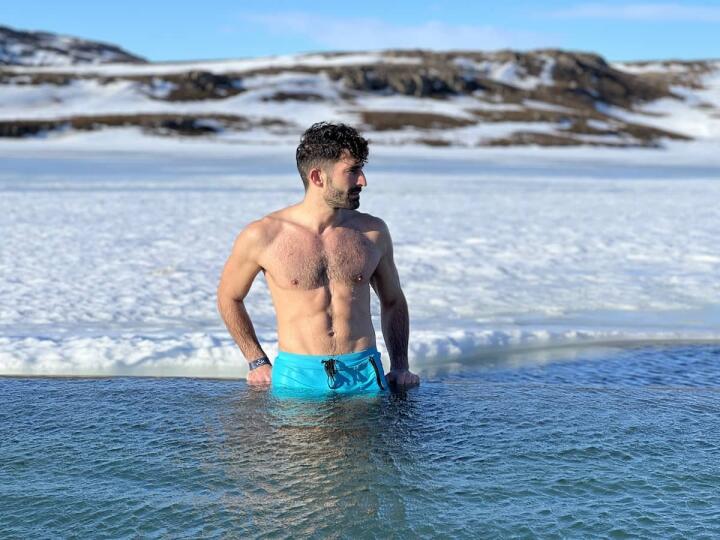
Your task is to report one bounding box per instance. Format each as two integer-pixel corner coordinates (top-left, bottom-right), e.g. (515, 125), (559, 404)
(2, 1), (719, 62)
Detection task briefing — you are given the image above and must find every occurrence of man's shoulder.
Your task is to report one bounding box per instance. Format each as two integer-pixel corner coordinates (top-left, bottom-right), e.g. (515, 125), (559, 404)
(236, 211), (288, 250)
(347, 210), (388, 233)
(346, 211), (392, 254)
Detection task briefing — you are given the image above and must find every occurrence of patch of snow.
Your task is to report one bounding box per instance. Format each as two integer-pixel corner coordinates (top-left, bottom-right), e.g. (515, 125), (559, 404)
(4, 51), (421, 76)
(453, 55), (557, 90)
(587, 119), (613, 130)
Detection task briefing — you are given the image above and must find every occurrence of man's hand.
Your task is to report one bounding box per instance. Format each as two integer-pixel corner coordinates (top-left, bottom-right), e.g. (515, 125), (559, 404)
(247, 364), (272, 386)
(386, 368), (420, 388)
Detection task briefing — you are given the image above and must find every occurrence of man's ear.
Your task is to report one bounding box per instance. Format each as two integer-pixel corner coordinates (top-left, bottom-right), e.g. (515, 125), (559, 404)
(308, 167), (324, 188)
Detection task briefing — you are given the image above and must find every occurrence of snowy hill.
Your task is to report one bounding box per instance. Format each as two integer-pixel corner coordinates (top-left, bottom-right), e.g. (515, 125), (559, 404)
(0, 26), (718, 147)
(0, 24), (146, 66)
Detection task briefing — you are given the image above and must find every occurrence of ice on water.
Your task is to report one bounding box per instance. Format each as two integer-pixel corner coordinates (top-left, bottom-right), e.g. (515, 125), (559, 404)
(1, 134), (719, 377)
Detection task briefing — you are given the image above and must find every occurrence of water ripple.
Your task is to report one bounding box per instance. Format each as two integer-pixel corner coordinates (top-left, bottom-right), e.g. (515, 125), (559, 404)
(2, 345), (720, 537)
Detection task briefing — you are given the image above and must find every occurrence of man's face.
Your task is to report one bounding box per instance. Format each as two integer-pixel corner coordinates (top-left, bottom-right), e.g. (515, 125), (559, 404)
(322, 151), (367, 210)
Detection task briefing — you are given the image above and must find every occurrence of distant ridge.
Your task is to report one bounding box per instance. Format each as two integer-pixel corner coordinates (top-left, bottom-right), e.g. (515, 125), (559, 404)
(0, 24), (146, 66)
(0, 26), (718, 148)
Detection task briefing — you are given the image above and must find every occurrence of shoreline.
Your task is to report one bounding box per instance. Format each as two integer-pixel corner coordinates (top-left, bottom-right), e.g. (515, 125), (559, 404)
(3, 336), (719, 380)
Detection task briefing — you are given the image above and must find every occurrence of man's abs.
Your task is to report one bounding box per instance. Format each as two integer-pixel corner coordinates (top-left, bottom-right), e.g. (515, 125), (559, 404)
(266, 275), (376, 355)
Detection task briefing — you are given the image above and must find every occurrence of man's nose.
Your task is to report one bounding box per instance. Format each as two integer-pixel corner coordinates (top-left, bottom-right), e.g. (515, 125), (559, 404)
(358, 172), (367, 187)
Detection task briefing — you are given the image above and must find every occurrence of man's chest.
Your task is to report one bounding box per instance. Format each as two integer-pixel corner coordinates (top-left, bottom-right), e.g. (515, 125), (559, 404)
(262, 227), (382, 290)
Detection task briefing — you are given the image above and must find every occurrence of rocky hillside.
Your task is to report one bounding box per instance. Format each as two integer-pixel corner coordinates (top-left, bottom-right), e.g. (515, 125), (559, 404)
(0, 26), (718, 148)
(0, 24), (146, 66)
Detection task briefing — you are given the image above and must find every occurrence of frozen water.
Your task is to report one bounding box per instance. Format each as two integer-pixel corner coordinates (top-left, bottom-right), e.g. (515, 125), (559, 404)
(1, 135), (719, 376)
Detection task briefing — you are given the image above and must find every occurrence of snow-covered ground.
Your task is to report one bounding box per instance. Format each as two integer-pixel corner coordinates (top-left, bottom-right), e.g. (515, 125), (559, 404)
(1, 132), (719, 377)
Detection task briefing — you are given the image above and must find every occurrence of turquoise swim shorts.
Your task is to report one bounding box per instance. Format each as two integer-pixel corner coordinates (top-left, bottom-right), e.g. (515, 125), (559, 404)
(271, 347), (389, 396)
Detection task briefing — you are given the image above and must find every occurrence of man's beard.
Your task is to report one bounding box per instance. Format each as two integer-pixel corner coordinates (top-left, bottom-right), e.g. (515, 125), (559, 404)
(324, 176), (361, 209)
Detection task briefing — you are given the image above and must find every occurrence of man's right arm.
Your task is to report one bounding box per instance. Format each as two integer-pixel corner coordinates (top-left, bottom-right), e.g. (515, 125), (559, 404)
(217, 221), (271, 385)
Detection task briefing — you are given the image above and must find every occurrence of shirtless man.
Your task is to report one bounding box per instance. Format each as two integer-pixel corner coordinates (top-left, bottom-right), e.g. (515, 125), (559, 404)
(217, 122), (419, 393)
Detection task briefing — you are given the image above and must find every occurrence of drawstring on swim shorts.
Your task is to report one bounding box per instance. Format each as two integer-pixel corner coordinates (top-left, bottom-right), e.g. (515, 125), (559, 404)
(368, 355), (385, 390)
(321, 358), (338, 389)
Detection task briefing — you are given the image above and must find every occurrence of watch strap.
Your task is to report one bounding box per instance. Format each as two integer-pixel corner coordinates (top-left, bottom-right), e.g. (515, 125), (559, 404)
(248, 356), (272, 371)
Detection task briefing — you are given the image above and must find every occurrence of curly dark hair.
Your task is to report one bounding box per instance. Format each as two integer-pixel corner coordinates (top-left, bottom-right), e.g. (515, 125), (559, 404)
(296, 122), (369, 190)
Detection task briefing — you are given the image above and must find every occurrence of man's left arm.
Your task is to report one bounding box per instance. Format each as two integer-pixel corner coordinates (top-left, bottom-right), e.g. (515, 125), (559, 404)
(370, 219), (420, 388)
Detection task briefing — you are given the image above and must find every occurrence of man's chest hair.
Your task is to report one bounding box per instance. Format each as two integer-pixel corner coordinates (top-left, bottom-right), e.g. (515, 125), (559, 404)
(263, 226), (382, 290)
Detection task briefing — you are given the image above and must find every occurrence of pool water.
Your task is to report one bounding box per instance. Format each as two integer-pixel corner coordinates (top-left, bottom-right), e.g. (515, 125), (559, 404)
(2, 345), (720, 538)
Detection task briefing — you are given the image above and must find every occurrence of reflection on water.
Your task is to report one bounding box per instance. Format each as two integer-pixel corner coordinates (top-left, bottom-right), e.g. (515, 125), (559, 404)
(2, 345), (720, 538)
(214, 389), (421, 537)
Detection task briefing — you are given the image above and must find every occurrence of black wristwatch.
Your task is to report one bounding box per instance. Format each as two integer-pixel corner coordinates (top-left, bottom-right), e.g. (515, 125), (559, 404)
(248, 356), (272, 371)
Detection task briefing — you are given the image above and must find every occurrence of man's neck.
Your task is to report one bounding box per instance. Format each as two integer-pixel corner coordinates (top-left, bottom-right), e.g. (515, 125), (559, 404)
(297, 195), (345, 234)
